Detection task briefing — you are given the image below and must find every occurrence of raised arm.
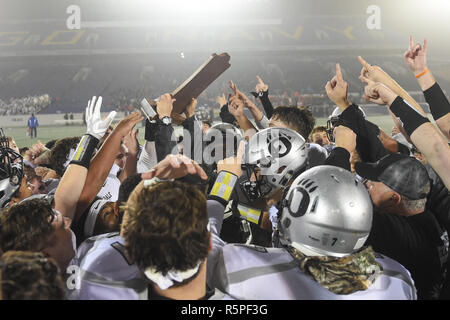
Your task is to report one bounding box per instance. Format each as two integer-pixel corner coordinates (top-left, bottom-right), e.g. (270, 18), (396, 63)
(364, 81), (450, 189)
(404, 36), (450, 140)
(325, 64), (352, 112)
(326, 63), (388, 162)
(54, 97), (116, 220)
(228, 81), (258, 140)
(253, 75), (274, 119)
(118, 128), (140, 182)
(358, 55), (427, 117)
(181, 98), (203, 162)
(74, 111), (143, 221)
(154, 93), (178, 161)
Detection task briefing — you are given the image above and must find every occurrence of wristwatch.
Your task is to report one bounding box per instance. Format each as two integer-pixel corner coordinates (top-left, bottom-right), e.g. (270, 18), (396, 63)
(158, 116), (172, 125)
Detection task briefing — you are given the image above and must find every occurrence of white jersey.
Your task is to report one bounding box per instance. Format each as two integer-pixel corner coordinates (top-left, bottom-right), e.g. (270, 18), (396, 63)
(137, 142), (158, 173)
(67, 232), (146, 300)
(211, 243), (417, 300)
(96, 164), (121, 202)
(67, 200), (234, 300)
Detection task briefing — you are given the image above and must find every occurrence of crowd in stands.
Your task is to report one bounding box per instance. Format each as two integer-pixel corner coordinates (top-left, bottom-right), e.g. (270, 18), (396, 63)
(0, 94), (51, 116)
(0, 36), (449, 301)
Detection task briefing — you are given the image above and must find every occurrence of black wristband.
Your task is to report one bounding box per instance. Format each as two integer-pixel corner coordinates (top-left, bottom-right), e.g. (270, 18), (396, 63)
(389, 96), (430, 136)
(145, 119), (157, 141)
(331, 146), (351, 160)
(250, 90), (269, 99)
(423, 82), (450, 120)
(219, 103), (235, 124)
(324, 146), (351, 172)
(259, 90), (269, 99)
(69, 134), (99, 169)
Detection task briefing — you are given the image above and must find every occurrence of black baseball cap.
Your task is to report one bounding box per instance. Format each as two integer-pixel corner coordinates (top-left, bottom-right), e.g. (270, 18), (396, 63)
(355, 153), (430, 200)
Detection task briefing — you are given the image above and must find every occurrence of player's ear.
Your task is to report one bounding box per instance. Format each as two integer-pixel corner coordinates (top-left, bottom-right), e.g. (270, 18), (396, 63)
(391, 192), (401, 206)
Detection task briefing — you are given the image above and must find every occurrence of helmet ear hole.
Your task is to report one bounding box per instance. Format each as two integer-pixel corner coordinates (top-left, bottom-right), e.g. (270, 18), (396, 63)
(10, 175), (19, 185)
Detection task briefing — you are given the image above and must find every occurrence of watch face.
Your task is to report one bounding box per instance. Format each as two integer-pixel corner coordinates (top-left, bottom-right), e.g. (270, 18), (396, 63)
(162, 117), (171, 125)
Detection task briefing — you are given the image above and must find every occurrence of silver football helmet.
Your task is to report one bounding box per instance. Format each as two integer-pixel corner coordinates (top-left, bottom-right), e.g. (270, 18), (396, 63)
(203, 122), (244, 165)
(243, 127), (308, 201)
(277, 165), (373, 257)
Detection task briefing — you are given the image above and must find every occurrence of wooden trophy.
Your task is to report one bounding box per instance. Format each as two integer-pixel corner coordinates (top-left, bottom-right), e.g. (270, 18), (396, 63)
(141, 53), (231, 123)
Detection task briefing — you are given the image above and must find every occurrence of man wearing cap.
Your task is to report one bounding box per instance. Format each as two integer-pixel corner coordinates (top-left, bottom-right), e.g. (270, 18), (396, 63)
(355, 153), (449, 300)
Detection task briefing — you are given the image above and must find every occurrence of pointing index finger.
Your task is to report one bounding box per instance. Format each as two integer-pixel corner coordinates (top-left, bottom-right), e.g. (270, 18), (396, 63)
(358, 56), (371, 69)
(336, 63), (344, 82)
(256, 75), (264, 84)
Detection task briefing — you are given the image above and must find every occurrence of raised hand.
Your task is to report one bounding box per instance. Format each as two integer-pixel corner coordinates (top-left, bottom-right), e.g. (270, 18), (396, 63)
(255, 75), (268, 93)
(141, 154), (208, 180)
(24, 140), (47, 163)
(325, 63), (351, 109)
(85, 96), (117, 140)
(228, 95), (245, 118)
(357, 56), (390, 84)
(404, 36), (428, 75)
(123, 129), (140, 156)
(216, 93), (227, 107)
(362, 81), (397, 106)
(229, 80), (258, 110)
(156, 93), (176, 118)
(217, 140), (245, 178)
(114, 111), (144, 138)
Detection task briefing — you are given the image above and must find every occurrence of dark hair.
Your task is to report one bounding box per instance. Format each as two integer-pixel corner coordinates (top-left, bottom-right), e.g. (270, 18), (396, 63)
(0, 198), (54, 252)
(272, 106), (315, 139)
(117, 173), (143, 226)
(19, 147), (29, 157)
(118, 174), (143, 206)
(44, 139), (58, 150)
(48, 137), (81, 177)
(219, 104), (236, 125)
(0, 251), (65, 300)
(23, 164), (37, 183)
(122, 181), (209, 277)
(310, 126), (328, 135)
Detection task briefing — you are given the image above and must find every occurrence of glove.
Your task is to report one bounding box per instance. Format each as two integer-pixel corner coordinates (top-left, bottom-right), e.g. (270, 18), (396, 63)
(85, 96), (117, 140)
